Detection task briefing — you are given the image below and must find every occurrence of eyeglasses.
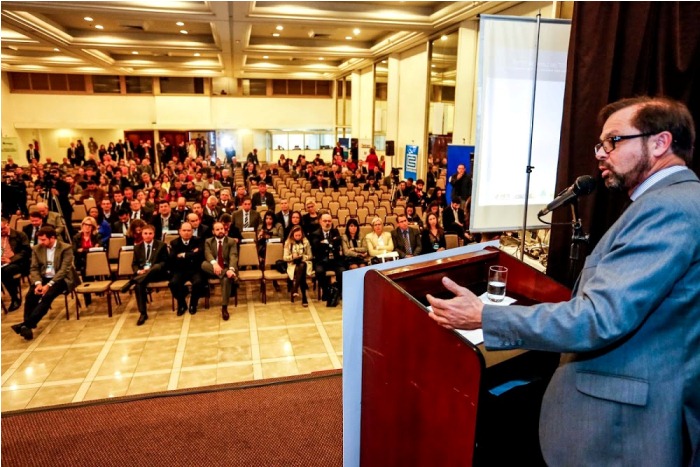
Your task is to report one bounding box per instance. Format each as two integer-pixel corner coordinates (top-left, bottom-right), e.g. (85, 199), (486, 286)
(594, 133), (656, 154)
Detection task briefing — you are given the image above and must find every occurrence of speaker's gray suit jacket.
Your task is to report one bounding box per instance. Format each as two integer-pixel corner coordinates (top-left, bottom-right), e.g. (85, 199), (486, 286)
(483, 169), (700, 466)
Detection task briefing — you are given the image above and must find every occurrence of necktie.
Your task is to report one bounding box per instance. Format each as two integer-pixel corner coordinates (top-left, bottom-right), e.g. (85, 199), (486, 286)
(403, 230), (412, 255)
(124, 222), (129, 235)
(244, 213), (249, 229)
(146, 244), (152, 261)
(324, 231), (329, 240)
(217, 240), (224, 268)
(32, 227), (37, 243)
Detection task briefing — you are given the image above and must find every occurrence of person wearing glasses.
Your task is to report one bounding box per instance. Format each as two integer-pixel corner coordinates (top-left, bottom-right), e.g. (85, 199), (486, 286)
(428, 97), (700, 466)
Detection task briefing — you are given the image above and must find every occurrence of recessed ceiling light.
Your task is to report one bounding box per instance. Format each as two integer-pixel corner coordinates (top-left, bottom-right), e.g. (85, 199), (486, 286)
(95, 25), (104, 30)
(276, 25), (284, 31)
(382, 60), (387, 64)
(431, 64), (436, 68)
(132, 51), (139, 55)
(272, 33), (280, 37)
(84, 17), (93, 22)
(353, 28), (361, 35)
(194, 53), (200, 57)
(441, 35), (448, 41)
(263, 55), (269, 59)
(345, 36), (352, 40)
(180, 30), (188, 34)
(176, 21), (185, 26)
(319, 57), (324, 61)
(53, 48), (60, 52)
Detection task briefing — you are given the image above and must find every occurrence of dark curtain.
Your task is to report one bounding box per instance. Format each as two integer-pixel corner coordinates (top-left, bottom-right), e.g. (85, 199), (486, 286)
(547, 2), (700, 284)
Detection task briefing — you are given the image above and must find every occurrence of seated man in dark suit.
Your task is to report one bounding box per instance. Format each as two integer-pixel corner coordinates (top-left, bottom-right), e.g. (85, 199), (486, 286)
(201, 222), (239, 321)
(186, 212), (210, 239)
(129, 199), (152, 223)
(391, 214), (422, 259)
(251, 181), (275, 212)
(329, 171), (347, 191)
(152, 199), (181, 241)
(23, 211), (52, 247)
(192, 202), (214, 230)
(11, 226), (75, 340)
(311, 172), (329, 190)
(1, 217), (31, 311)
(442, 197), (467, 241)
(232, 197), (261, 232)
(111, 209), (132, 237)
(169, 222), (205, 316)
(309, 213), (345, 302)
(121, 224), (169, 325)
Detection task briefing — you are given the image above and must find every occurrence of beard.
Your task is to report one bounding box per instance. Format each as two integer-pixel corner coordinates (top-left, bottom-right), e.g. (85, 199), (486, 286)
(602, 145), (652, 192)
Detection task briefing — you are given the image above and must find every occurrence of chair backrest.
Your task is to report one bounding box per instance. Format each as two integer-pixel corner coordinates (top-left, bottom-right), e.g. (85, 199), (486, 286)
(238, 242), (261, 268)
(357, 208), (369, 225)
(85, 251), (111, 278)
(72, 204), (87, 222)
(164, 233), (179, 245)
(264, 242), (285, 269)
(108, 236), (127, 260)
(117, 249), (135, 276)
(445, 234), (460, 250)
(16, 219), (31, 233)
(9, 214), (19, 230)
(83, 197), (97, 212)
(359, 225), (372, 239)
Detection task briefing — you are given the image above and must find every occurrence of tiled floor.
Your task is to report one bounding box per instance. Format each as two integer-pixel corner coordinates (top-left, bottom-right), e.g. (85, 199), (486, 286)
(1, 283), (342, 412)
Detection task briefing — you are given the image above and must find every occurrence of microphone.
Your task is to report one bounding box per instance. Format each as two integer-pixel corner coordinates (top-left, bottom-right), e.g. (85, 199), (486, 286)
(538, 175), (596, 216)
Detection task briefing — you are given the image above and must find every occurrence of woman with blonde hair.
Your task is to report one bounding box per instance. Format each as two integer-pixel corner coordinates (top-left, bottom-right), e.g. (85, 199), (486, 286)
(283, 226), (313, 306)
(73, 216), (102, 275)
(364, 217), (394, 264)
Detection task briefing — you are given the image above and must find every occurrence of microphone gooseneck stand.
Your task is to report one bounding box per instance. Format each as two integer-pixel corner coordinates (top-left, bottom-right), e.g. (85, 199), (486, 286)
(567, 201), (589, 288)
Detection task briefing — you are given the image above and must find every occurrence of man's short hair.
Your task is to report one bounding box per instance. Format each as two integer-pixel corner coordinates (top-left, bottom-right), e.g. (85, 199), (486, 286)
(452, 196), (462, 205)
(142, 224), (156, 233)
(29, 211), (43, 219)
(158, 199), (170, 206)
(37, 226), (57, 239)
(599, 96), (696, 164)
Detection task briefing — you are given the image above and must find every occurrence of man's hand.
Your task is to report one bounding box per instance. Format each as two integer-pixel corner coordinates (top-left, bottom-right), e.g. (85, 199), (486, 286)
(213, 264), (223, 276)
(35, 284), (49, 295)
(426, 276), (484, 330)
(1, 257), (10, 265)
(226, 269), (236, 279)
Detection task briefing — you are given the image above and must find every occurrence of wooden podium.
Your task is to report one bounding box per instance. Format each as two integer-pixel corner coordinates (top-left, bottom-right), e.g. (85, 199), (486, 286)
(360, 247), (571, 466)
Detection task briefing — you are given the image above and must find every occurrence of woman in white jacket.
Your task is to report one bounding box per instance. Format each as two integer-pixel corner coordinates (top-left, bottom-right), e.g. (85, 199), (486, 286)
(364, 217), (394, 264)
(283, 226), (313, 306)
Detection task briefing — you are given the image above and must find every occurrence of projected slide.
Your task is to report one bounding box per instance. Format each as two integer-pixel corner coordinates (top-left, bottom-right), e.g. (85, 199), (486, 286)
(472, 16), (571, 232)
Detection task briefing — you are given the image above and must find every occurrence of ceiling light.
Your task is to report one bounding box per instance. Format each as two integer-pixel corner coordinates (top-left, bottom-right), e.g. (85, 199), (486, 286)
(319, 57), (324, 61)
(345, 36), (352, 40)
(84, 17), (93, 22)
(194, 53), (200, 57)
(441, 35), (448, 41)
(180, 30), (188, 34)
(95, 25), (104, 30)
(132, 51), (139, 55)
(263, 55), (269, 59)
(353, 28), (361, 35)
(276, 25), (284, 31)
(176, 21), (185, 26)
(382, 60), (387, 64)
(54, 48), (60, 52)
(272, 33), (280, 37)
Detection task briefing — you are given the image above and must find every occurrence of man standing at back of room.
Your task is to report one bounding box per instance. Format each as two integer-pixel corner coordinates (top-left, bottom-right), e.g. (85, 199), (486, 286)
(428, 96), (700, 466)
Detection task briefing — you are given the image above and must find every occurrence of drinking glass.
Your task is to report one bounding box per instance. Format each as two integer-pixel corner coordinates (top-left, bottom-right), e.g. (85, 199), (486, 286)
(487, 265), (508, 302)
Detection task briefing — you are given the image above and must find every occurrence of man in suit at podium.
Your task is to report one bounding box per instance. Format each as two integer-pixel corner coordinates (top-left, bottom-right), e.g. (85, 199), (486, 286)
(427, 97), (700, 466)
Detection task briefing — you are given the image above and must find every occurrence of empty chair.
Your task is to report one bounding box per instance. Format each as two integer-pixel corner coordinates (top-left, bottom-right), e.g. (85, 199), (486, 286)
(445, 234), (460, 250)
(385, 215), (397, 227)
(338, 195), (348, 208)
(110, 248), (134, 305)
(328, 201), (340, 216)
(359, 225), (372, 239)
(346, 191), (356, 201)
(346, 201), (358, 216)
(107, 236), (127, 274)
(337, 208), (350, 226)
(375, 207), (387, 220)
(83, 197), (96, 212)
(262, 242), (289, 300)
(74, 251), (113, 319)
(357, 208), (369, 225)
(237, 242), (265, 304)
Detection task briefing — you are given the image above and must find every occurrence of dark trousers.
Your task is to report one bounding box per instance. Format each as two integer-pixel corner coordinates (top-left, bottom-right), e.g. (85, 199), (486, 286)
(23, 277), (68, 328)
(1, 263), (24, 300)
(169, 271), (205, 308)
(314, 260), (345, 294)
(133, 265), (166, 315)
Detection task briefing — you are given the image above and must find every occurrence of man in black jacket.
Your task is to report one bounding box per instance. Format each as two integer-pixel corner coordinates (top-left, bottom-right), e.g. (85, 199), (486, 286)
(168, 222), (205, 316)
(309, 213), (345, 302)
(1, 218), (31, 311)
(121, 224), (169, 325)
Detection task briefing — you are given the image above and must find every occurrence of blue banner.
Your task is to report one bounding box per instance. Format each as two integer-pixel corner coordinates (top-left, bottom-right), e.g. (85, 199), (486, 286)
(404, 145), (418, 181)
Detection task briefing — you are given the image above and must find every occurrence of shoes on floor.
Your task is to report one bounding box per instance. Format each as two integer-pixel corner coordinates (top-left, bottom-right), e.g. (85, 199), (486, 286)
(11, 323), (23, 335)
(177, 303), (187, 316)
(189, 305), (197, 315)
(19, 325), (33, 341)
(221, 306), (230, 321)
(136, 314), (148, 326)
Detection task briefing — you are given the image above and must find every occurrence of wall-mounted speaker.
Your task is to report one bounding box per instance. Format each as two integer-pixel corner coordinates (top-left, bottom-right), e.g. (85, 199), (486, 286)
(386, 140), (395, 156)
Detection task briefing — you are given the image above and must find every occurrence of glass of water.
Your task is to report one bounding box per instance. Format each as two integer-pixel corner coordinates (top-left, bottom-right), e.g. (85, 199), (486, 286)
(487, 265), (508, 302)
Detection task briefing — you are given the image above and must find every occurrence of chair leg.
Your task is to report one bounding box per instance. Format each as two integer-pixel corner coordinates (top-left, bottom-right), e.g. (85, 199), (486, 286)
(107, 292), (112, 317)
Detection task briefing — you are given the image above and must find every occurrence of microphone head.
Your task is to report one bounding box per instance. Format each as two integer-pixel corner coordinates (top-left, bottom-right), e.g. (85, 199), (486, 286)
(573, 175), (596, 196)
